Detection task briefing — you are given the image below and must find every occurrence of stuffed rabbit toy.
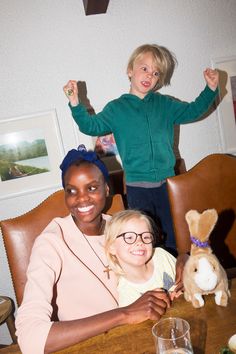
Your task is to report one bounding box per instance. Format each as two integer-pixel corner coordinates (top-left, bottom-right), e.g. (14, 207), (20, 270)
(183, 209), (230, 308)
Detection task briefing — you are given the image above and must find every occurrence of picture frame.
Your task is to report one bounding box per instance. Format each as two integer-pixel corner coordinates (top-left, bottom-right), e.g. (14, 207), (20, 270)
(72, 80), (123, 172)
(73, 125), (122, 172)
(211, 56), (236, 155)
(0, 110), (64, 200)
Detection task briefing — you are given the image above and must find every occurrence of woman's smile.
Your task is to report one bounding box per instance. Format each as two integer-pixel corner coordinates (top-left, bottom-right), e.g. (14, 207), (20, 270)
(76, 204), (94, 213)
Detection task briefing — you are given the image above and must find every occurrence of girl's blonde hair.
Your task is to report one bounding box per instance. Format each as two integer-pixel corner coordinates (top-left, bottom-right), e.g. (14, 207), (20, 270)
(104, 209), (154, 275)
(127, 44), (177, 90)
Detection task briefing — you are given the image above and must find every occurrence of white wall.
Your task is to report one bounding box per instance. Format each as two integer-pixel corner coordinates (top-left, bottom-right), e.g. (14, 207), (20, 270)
(0, 0), (236, 344)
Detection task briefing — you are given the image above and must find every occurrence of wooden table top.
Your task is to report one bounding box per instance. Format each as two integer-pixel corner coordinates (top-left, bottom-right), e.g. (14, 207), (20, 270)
(1, 278), (236, 354)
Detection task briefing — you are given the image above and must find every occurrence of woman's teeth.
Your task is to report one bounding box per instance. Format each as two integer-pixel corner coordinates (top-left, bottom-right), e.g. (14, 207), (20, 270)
(78, 205), (93, 213)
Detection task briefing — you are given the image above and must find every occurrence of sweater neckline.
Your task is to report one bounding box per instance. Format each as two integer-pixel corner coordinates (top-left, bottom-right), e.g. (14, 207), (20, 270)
(121, 91), (154, 102)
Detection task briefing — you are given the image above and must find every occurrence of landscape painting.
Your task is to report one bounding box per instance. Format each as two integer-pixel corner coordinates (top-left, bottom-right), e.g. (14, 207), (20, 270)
(0, 110), (64, 199)
(0, 128), (50, 182)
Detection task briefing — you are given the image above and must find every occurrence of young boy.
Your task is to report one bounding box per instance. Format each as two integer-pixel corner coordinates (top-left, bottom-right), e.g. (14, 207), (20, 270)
(63, 43), (219, 252)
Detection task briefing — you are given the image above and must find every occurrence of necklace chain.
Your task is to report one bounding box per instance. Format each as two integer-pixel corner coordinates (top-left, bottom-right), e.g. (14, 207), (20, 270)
(81, 219), (112, 279)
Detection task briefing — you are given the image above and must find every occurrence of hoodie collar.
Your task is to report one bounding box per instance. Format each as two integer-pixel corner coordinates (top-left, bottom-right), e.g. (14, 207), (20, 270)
(121, 90), (154, 102)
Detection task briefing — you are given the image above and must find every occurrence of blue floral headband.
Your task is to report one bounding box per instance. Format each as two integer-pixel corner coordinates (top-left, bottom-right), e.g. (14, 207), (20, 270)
(60, 144), (109, 188)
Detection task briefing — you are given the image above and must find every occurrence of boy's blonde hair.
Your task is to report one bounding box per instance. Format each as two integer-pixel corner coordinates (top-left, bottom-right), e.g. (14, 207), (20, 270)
(104, 209), (154, 275)
(127, 44), (177, 90)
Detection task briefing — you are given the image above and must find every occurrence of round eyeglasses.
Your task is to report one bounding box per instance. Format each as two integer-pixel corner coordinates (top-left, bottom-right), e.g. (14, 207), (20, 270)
(116, 232), (154, 244)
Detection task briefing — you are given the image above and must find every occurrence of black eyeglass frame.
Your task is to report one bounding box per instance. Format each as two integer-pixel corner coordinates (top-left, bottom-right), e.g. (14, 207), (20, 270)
(116, 231), (154, 245)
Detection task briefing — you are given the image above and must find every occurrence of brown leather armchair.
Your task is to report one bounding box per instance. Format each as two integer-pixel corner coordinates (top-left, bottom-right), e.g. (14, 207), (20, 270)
(167, 153), (236, 273)
(0, 190), (124, 307)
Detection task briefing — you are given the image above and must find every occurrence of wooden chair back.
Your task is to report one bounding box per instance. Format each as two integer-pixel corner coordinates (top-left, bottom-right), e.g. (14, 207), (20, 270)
(167, 153), (236, 270)
(0, 190), (124, 306)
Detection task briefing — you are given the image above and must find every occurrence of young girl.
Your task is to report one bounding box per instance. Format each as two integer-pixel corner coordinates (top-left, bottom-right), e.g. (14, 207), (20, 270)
(63, 43), (219, 252)
(104, 209), (177, 306)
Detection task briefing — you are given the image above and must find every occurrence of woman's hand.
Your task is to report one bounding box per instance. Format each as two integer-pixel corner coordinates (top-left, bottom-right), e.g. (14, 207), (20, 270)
(170, 253), (189, 300)
(63, 80), (79, 106)
(204, 68), (219, 91)
(122, 290), (171, 325)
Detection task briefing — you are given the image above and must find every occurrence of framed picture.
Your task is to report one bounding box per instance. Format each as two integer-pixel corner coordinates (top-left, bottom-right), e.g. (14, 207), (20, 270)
(212, 56), (236, 155)
(73, 125), (122, 172)
(0, 110), (64, 200)
(72, 80), (123, 172)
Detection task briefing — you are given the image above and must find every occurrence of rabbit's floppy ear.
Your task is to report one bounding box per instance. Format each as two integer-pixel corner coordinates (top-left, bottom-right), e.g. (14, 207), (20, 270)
(198, 209), (218, 241)
(185, 209), (218, 242)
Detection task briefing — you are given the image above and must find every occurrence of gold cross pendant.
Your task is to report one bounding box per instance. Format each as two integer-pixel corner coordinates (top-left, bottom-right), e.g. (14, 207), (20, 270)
(103, 265), (112, 279)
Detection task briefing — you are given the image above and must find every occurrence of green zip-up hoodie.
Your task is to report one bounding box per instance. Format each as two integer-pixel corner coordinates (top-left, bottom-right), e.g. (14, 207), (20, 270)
(70, 85), (218, 183)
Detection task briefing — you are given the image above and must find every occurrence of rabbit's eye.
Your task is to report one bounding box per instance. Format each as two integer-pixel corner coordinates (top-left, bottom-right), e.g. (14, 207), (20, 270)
(194, 268), (198, 272)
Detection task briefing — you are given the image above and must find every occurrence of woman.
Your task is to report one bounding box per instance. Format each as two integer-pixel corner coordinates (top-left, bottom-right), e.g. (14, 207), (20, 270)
(16, 145), (170, 354)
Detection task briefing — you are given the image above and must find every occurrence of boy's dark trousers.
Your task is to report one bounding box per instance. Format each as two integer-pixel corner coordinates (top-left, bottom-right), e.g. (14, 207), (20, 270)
(126, 183), (177, 255)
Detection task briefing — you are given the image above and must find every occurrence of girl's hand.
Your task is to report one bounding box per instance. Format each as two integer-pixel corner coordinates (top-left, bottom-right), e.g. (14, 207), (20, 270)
(204, 68), (219, 91)
(123, 290), (171, 325)
(63, 80), (79, 106)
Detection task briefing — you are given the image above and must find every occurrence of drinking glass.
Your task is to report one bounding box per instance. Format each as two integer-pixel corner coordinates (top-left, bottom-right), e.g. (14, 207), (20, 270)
(152, 317), (193, 354)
